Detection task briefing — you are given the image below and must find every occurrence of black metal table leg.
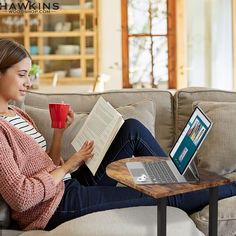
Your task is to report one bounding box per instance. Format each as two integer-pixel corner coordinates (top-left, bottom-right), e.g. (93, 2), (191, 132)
(158, 197), (167, 236)
(209, 187), (218, 236)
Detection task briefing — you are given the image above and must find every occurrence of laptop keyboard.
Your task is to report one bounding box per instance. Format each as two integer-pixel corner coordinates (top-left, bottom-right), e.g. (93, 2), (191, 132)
(144, 161), (178, 184)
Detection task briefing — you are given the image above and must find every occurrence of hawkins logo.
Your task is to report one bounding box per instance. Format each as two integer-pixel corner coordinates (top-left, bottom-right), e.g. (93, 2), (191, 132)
(0, 0), (60, 13)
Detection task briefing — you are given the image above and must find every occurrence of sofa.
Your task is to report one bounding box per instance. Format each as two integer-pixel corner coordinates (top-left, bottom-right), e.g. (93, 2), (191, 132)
(1, 87), (236, 236)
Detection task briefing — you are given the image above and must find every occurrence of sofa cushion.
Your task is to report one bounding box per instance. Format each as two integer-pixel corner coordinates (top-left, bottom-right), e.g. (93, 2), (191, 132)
(25, 100), (156, 160)
(191, 196), (236, 236)
(25, 89), (174, 153)
(192, 101), (236, 176)
(174, 87), (236, 138)
(19, 206), (204, 236)
(0, 196), (10, 229)
(116, 100), (155, 136)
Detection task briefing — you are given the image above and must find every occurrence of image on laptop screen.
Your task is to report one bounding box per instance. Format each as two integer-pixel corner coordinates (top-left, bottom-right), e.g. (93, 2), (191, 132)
(169, 107), (212, 174)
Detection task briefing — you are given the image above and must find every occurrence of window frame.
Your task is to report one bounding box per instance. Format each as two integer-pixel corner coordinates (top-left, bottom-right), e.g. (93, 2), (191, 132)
(121, 0), (176, 88)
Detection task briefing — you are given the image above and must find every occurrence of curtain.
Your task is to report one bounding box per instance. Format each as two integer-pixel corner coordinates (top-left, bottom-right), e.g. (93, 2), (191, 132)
(186, 0), (233, 89)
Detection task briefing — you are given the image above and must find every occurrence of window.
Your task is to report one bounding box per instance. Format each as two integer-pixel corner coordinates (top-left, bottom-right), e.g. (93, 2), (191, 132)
(121, 0), (176, 88)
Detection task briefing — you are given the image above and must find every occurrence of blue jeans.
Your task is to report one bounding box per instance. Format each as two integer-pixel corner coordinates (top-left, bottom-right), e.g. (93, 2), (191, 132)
(45, 119), (236, 230)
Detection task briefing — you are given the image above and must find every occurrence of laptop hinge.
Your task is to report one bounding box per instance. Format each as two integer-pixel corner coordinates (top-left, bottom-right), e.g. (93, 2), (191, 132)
(187, 162), (200, 180)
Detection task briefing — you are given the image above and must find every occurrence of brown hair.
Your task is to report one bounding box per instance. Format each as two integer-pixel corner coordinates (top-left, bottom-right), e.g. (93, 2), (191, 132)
(0, 39), (32, 74)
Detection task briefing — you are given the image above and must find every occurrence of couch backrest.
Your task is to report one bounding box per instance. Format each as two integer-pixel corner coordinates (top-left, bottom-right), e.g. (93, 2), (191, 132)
(24, 89), (175, 153)
(20, 87), (236, 153)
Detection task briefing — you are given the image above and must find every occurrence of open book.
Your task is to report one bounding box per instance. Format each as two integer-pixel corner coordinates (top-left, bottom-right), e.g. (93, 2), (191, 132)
(71, 97), (124, 175)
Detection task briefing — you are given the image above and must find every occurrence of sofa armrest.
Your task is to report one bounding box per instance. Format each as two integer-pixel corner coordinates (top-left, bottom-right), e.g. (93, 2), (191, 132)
(191, 196), (236, 236)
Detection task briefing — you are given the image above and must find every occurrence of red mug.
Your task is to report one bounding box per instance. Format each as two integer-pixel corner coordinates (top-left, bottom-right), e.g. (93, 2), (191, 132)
(49, 103), (70, 129)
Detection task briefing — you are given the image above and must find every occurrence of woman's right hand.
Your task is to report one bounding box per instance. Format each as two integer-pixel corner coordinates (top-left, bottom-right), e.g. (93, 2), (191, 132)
(50, 140), (94, 185)
(64, 140), (94, 173)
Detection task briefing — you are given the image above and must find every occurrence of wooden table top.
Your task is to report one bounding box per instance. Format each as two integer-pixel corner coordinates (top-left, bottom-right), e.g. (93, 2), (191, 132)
(106, 156), (231, 199)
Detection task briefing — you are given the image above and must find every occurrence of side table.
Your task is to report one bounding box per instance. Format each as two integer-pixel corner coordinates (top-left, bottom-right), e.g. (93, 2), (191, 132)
(106, 156), (231, 236)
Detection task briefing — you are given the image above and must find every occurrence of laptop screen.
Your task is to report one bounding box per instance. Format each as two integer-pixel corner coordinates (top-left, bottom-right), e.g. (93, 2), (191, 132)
(169, 107), (212, 175)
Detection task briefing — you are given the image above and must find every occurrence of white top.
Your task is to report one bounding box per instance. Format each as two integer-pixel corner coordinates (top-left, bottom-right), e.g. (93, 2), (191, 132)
(2, 114), (47, 151)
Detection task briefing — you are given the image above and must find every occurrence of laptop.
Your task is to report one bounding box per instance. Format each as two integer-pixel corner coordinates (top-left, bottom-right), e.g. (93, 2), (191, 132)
(126, 106), (212, 184)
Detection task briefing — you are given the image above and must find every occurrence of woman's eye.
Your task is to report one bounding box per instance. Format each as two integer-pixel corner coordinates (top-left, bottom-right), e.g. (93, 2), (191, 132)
(19, 74), (25, 77)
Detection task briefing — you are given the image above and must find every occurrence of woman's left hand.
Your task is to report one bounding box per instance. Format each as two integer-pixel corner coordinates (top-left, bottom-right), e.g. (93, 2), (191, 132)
(53, 107), (74, 134)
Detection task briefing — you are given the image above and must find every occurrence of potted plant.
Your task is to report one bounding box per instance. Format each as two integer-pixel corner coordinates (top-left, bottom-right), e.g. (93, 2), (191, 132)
(29, 64), (41, 89)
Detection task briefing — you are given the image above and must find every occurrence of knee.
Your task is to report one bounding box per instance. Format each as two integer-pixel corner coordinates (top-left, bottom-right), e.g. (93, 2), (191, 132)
(122, 118), (145, 131)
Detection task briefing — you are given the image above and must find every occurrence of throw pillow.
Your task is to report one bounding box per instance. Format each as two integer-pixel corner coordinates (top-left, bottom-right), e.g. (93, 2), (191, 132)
(192, 101), (236, 176)
(116, 100), (155, 137)
(25, 105), (87, 159)
(25, 100), (155, 160)
(25, 105), (53, 150)
(62, 100), (155, 160)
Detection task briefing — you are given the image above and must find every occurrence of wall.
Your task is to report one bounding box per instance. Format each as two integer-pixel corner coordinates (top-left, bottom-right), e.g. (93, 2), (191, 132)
(99, 0), (123, 91)
(176, 0), (188, 89)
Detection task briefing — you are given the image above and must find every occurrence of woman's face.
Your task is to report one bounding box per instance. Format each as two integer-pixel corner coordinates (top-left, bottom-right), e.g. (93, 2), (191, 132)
(0, 57), (32, 102)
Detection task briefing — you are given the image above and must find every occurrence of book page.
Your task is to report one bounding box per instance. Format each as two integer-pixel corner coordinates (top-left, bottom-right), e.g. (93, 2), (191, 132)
(71, 97), (124, 175)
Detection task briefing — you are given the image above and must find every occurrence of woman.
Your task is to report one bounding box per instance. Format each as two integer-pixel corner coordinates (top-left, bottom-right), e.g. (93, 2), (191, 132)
(0, 39), (235, 231)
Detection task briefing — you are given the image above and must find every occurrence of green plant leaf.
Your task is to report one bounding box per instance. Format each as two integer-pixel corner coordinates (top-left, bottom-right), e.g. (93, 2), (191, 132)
(30, 64), (41, 75)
